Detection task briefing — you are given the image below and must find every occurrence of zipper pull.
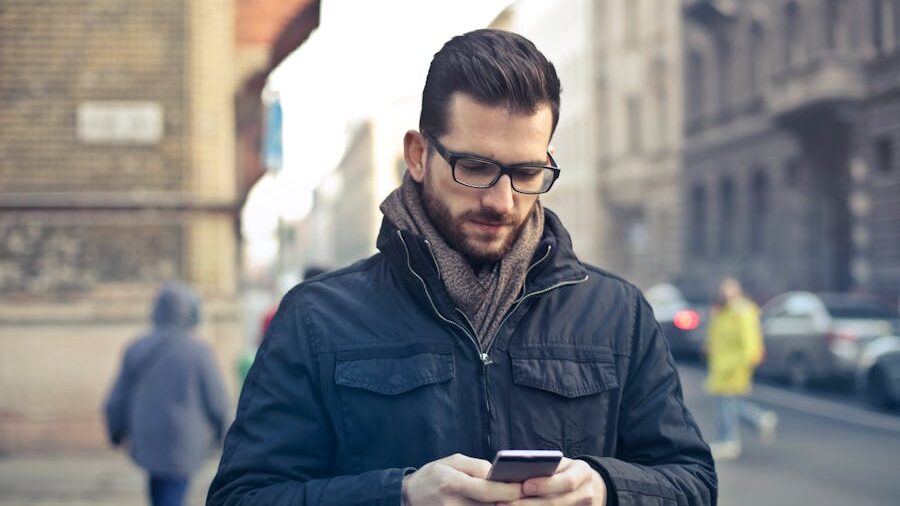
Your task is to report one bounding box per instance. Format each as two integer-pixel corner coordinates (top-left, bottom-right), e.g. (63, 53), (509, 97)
(481, 353), (493, 365)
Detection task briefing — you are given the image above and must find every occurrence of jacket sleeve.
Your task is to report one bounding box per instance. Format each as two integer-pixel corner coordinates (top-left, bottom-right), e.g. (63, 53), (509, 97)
(198, 342), (232, 444)
(580, 296), (717, 506)
(103, 347), (132, 447)
(206, 291), (409, 506)
(741, 305), (765, 367)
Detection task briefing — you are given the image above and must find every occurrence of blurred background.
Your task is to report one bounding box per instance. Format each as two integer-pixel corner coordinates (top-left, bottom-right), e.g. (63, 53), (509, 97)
(1, 0), (899, 504)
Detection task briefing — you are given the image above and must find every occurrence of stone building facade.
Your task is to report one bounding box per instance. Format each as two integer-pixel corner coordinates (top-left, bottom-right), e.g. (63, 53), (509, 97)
(681, 0), (900, 304)
(0, 0), (240, 451)
(492, 0), (685, 288)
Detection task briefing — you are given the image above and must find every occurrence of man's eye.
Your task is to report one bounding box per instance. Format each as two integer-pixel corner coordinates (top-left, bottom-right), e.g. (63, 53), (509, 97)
(514, 168), (543, 180)
(457, 159), (495, 172)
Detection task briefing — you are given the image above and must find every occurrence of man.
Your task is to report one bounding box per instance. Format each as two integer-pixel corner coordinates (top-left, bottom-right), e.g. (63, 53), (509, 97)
(105, 282), (229, 506)
(705, 278), (778, 461)
(208, 29), (715, 505)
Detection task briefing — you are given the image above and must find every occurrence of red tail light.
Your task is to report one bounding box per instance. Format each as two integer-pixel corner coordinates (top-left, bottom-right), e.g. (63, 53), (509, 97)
(826, 331), (857, 345)
(674, 310), (700, 331)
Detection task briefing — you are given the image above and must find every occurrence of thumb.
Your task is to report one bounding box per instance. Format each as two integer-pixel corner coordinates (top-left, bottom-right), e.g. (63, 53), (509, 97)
(443, 453), (492, 479)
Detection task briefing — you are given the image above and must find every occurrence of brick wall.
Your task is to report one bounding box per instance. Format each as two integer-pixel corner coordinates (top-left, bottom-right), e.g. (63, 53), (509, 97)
(0, 0), (188, 194)
(0, 0), (242, 451)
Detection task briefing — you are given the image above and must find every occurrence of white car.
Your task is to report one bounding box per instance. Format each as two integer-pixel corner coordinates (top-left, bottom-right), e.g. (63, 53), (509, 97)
(857, 335), (900, 408)
(758, 292), (899, 390)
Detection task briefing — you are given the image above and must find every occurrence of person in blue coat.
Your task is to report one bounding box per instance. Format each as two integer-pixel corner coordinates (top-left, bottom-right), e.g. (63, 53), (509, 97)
(105, 282), (230, 506)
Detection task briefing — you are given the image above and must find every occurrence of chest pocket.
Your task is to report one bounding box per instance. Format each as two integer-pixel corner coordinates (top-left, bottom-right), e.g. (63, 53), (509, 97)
(507, 346), (620, 455)
(333, 349), (458, 470)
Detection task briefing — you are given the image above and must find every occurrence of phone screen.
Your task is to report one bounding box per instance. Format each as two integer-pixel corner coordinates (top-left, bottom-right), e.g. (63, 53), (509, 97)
(487, 450), (563, 483)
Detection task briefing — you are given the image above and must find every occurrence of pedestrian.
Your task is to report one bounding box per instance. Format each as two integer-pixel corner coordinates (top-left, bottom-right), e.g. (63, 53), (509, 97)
(208, 29), (716, 505)
(104, 282), (230, 506)
(705, 277), (778, 461)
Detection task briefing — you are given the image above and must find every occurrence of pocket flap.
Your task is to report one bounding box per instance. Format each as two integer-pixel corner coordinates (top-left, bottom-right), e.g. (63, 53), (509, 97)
(511, 358), (618, 398)
(335, 352), (455, 395)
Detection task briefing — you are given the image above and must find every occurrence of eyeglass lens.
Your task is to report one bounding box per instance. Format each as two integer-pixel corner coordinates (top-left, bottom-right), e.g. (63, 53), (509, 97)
(454, 158), (553, 193)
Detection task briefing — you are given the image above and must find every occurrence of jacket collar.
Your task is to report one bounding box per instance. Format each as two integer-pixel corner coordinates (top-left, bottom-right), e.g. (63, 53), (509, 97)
(376, 207), (588, 302)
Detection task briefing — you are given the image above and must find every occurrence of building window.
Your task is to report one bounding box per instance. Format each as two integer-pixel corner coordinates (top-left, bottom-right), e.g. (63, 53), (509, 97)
(784, 2), (802, 67)
(750, 170), (769, 255)
(875, 136), (894, 173)
(690, 185), (707, 257)
(716, 36), (732, 118)
(625, 0), (639, 47)
(656, 82), (668, 151)
(872, 0), (897, 51)
(718, 176), (735, 256)
(784, 157), (803, 187)
(825, 0), (842, 51)
(687, 49), (705, 121)
(626, 96), (643, 154)
(749, 21), (765, 97)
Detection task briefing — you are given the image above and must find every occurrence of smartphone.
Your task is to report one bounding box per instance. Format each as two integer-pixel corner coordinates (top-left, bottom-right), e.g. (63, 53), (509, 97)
(486, 450), (563, 483)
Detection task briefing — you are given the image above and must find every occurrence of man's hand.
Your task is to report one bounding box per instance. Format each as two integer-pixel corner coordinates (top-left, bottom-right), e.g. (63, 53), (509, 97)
(498, 458), (607, 505)
(402, 453), (523, 505)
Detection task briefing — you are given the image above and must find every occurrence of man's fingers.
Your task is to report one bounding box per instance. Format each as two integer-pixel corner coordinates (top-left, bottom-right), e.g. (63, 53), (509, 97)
(442, 453), (492, 479)
(444, 470), (523, 503)
(522, 458), (589, 497)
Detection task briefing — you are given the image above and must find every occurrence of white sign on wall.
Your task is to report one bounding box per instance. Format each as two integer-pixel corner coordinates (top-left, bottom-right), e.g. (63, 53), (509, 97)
(77, 101), (164, 144)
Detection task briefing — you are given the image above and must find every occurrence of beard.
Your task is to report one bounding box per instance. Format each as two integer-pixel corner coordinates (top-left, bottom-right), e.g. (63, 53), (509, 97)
(419, 180), (531, 266)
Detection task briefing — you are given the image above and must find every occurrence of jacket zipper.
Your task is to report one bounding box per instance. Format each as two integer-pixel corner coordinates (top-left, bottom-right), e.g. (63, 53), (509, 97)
(398, 231), (589, 452)
(482, 244), (589, 356)
(398, 231), (494, 450)
(397, 231), (482, 358)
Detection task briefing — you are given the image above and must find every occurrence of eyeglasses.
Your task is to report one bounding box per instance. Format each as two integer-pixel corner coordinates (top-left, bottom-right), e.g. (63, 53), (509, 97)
(422, 131), (560, 195)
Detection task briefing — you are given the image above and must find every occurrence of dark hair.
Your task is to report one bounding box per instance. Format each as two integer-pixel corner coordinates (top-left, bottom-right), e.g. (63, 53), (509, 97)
(420, 29), (561, 138)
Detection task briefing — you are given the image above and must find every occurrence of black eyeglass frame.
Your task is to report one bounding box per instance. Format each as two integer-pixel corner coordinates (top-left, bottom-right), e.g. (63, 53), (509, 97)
(421, 131), (560, 195)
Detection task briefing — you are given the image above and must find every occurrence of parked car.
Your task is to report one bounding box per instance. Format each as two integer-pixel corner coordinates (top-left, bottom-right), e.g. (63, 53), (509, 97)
(645, 283), (711, 359)
(857, 335), (900, 408)
(757, 292), (900, 389)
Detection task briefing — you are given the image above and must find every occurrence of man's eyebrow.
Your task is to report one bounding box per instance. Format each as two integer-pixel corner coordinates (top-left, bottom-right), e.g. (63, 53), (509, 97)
(454, 149), (551, 167)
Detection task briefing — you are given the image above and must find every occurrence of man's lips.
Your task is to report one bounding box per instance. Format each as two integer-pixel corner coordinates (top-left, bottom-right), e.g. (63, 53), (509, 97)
(469, 219), (510, 234)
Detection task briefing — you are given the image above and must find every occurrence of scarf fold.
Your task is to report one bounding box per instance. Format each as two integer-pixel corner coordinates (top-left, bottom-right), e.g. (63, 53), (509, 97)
(380, 172), (544, 347)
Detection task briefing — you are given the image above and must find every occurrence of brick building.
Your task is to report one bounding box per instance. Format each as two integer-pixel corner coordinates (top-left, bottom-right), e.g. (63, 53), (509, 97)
(0, 0), (321, 452)
(680, 0), (900, 304)
(0, 0), (306, 452)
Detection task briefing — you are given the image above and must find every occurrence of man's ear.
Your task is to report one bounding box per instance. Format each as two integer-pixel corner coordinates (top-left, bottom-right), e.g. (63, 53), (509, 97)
(403, 130), (427, 183)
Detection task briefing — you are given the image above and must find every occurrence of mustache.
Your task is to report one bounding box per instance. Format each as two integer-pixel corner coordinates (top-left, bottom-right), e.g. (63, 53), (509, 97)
(463, 208), (516, 226)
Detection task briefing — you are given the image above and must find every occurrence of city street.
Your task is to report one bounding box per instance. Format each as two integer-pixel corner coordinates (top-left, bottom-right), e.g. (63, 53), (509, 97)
(1, 363), (898, 505)
(677, 362), (900, 506)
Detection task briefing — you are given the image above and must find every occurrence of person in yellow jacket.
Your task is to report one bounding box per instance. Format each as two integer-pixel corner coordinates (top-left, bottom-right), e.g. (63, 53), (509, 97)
(705, 277), (778, 461)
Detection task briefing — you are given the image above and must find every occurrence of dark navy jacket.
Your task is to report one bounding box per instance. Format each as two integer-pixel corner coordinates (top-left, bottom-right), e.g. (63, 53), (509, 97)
(208, 210), (716, 505)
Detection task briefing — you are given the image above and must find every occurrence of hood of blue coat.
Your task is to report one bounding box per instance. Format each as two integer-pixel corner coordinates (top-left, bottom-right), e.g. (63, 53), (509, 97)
(151, 282), (200, 329)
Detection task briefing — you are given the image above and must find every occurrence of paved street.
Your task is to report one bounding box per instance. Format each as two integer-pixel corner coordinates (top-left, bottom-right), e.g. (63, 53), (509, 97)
(1, 364), (899, 505)
(0, 453), (218, 506)
(677, 363), (900, 506)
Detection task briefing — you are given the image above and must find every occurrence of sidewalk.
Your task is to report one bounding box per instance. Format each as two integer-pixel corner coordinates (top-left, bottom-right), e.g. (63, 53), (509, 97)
(0, 451), (219, 506)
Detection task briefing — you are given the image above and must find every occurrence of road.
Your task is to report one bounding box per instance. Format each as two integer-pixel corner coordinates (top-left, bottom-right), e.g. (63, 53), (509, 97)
(676, 362), (900, 506)
(2, 361), (898, 505)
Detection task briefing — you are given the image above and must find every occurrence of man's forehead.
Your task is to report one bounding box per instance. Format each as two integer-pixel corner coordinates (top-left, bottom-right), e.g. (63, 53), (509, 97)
(443, 93), (554, 151)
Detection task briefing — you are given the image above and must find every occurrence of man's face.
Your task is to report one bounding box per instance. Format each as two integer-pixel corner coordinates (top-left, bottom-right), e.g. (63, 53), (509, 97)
(412, 93), (554, 265)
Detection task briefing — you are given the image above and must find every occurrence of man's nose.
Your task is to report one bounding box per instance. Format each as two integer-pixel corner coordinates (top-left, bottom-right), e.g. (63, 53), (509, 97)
(481, 174), (515, 215)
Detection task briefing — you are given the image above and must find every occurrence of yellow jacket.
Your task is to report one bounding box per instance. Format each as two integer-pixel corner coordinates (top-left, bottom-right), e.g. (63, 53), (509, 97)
(704, 297), (764, 395)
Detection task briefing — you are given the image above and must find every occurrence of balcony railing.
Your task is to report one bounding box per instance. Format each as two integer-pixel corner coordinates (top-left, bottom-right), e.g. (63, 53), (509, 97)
(683, 0), (738, 25)
(769, 54), (865, 126)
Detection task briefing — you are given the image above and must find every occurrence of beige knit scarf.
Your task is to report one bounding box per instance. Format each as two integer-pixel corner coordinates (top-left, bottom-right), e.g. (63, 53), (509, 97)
(380, 173), (544, 348)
